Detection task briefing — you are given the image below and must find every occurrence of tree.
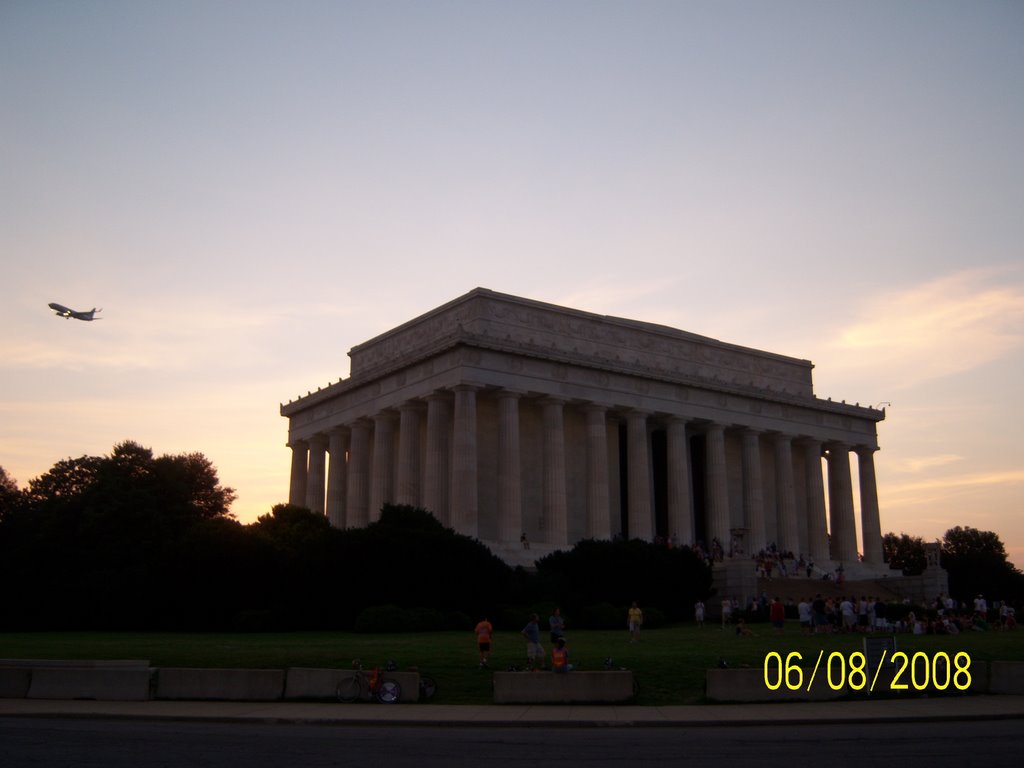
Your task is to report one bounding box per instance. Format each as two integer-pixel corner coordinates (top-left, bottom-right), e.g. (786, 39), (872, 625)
(25, 455), (104, 507)
(941, 526), (1008, 562)
(0, 466), (22, 521)
(24, 441), (234, 526)
(882, 532), (927, 575)
(941, 526), (1023, 604)
(0, 441), (237, 630)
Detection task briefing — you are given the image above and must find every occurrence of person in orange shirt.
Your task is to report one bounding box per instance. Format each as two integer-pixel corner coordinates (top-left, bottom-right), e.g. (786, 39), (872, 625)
(551, 637), (572, 673)
(474, 618), (494, 668)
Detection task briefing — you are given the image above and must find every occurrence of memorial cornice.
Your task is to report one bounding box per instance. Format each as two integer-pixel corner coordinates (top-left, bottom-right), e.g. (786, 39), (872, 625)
(281, 331), (884, 425)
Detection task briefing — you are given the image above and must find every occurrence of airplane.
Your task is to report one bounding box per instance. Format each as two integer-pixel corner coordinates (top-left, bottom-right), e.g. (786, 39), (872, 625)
(48, 303), (103, 321)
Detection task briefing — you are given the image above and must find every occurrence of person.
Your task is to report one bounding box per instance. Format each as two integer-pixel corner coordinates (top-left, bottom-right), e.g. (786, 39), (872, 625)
(840, 596), (856, 632)
(694, 600), (705, 628)
(735, 618), (755, 637)
(769, 596), (785, 634)
(721, 597), (732, 630)
(812, 593), (827, 634)
(521, 613), (544, 670)
(627, 601), (643, 642)
(974, 594), (988, 619)
(551, 637), (573, 673)
(798, 597), (812, 634)
(549, 607), (566, 644)
(474, 617), (493, 668)
(520, 532), (530, 549)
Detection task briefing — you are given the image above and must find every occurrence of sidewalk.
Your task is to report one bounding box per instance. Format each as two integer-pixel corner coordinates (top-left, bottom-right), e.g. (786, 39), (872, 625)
(3, 695), (1024, 727)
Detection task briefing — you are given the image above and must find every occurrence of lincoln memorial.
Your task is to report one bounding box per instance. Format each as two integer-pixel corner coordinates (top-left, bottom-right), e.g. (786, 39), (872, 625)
(281, 288), (886, 573)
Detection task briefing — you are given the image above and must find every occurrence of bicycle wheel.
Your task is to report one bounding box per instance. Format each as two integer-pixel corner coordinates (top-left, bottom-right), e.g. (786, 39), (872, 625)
(375, 678), (402, 704)
(418, 675), (437, 701)
(337, 675), (362, 703)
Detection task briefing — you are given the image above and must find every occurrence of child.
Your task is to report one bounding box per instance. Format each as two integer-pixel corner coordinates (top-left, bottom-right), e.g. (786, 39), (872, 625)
(552, 637), (573, 673)
(474, 617), (493, 668)
(521, 614), (545, 670)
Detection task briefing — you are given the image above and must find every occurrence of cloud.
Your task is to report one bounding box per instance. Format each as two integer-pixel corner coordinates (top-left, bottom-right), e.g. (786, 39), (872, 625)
(824, 268), (1024, 389)
(550, 277), (684, 321)
(883, 469), (1024, 507)
(888, 454), (964, 473)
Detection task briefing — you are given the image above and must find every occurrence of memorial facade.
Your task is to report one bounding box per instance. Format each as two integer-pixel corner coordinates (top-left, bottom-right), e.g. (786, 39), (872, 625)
(281, 288), (886, 569)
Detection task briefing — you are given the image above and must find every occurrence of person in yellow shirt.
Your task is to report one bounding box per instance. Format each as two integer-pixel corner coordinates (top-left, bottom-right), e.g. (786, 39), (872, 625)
(627, 601), (643, 643)
(474, 618), (493, 668)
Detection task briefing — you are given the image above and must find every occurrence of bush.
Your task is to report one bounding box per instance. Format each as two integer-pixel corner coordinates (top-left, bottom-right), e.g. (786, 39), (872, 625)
(642, 607), (666, 629)
(533, 539), (712, 623)
(443, 611), (474, 631)
(578, 603), (623, 629)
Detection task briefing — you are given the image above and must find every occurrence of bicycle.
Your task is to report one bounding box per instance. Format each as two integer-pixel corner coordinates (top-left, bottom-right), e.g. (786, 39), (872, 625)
(336, 659), (402, 704)
(418, 673), (438, 702)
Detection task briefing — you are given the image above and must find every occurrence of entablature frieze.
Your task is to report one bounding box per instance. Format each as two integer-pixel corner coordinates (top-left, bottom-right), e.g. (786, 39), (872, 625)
(285, 346), (880, 451)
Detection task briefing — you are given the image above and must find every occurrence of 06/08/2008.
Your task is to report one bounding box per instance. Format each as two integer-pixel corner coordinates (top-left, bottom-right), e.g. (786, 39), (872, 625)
(762, 650), (972, 693)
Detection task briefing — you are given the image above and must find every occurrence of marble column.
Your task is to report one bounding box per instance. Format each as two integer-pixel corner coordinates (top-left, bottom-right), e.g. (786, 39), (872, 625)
(857, 446), (884, 564)
(369, 412), (395, 522)
(665, 416), (694, 546)
(542, 397), (569, 546)
(584, 404), (611, 540)
(288, 440), (308, 508)
(305, 434), (328, 515)
(705, 423), (730, 553)
(451, 385), (478, 538)
(827, 442), (858, 563)
(773, 433), (799, 556)
(423, 393), (451, 526)
(804, 439), (830, 563)
(326, 428), (349, 528)
(742, 428), (766, 553)
(496, 390), (523, 545)
(346, 420), (371, 528)
(626, 410), (653, 542)
(396, 404), (421, 507)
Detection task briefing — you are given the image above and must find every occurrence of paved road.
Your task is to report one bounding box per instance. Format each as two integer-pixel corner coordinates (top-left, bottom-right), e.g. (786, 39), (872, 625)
(2, 718), (1021, 768)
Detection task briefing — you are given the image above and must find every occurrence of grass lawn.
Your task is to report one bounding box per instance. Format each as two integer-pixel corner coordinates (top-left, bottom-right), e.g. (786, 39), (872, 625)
(1, 623), (1021, 705)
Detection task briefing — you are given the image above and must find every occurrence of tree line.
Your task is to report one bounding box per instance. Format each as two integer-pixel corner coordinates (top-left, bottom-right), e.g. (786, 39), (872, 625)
(883, 528), (1024, 603)
(4, 442), (1016, 631)
(0, 442), (712, 631)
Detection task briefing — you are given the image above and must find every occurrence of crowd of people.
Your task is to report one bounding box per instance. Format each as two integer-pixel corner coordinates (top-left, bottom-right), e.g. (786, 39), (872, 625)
(710, 592), (1019, 636)
(475, 590), (1017, 669)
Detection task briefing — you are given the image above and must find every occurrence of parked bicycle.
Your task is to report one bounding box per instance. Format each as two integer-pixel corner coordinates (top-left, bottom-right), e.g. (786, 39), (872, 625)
(418, 673), (438, 702)
(336, 659), (402, 704)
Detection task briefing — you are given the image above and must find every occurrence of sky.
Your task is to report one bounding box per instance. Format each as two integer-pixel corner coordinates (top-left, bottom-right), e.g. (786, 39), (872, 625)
(2, 1), (1022, 565)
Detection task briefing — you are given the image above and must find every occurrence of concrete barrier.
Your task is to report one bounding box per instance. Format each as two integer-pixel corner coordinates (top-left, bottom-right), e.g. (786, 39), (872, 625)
(28, 667), (154, 701)
(706, 667), (847, 702)
(155, 668), (285, 701)
(707, 658), (990, 702)
(493, 671), (634, 704)
(284, 667), (420, 703)
(0, 668), (32, 698)
(0, 660), (153, 701)
(988, 661), (1024, 694)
